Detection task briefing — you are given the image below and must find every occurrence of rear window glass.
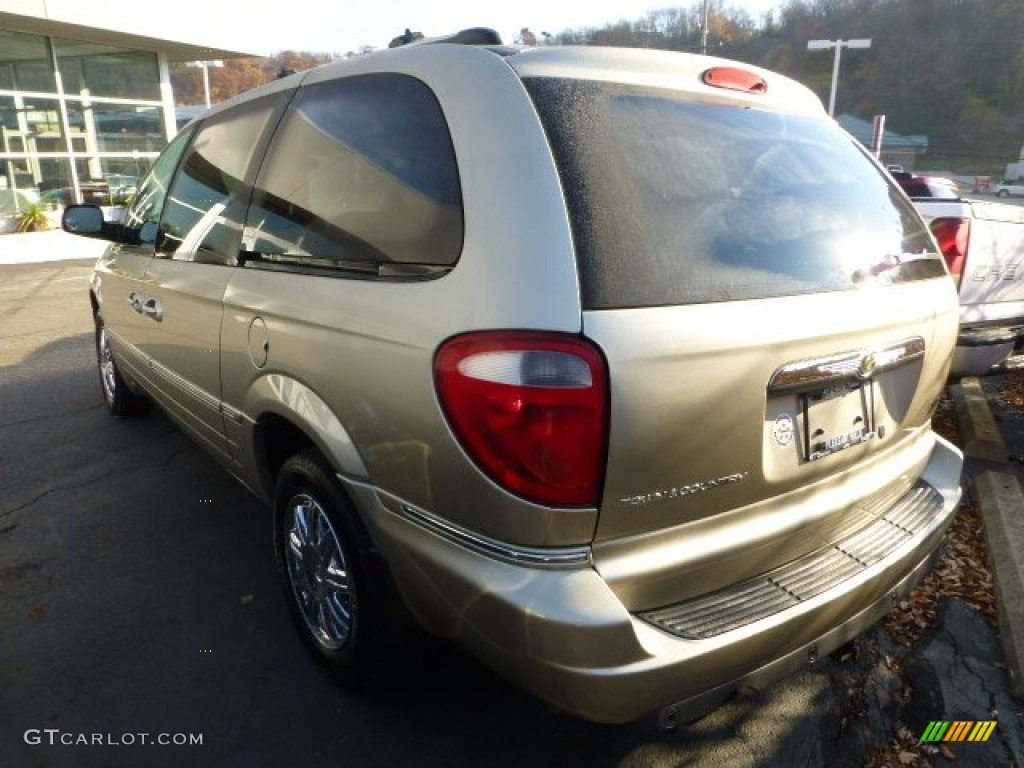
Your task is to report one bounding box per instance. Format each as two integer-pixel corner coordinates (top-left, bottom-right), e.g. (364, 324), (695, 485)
(525, 78), (945, 309)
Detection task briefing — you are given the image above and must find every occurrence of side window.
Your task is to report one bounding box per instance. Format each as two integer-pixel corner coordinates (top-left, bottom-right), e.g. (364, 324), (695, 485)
(123, 127), (194, 245)
(244, 73), (463, 272)
(159, 94), (287, 265)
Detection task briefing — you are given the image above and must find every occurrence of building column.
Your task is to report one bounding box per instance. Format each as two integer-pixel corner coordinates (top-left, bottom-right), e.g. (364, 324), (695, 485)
(157, 52), (177, 140)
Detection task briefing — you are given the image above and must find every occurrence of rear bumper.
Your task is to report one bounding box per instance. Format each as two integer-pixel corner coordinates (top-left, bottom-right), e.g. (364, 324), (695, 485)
(951, 317), (1024, 375)
(951, 341), (1016, 377)
(957, 321), (1024, 347)
(350, 436), (962, 724)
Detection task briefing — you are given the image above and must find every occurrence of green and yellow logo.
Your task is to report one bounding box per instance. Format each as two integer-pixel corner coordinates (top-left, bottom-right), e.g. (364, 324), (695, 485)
(920, 721), (997, 743)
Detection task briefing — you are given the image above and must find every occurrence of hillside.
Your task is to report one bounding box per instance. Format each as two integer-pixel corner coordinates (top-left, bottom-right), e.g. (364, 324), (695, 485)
(557, 0), (1024, 176)
(170, 0), (1024, 176)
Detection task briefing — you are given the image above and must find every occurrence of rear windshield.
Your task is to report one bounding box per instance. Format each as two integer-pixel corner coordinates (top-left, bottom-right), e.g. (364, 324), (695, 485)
(525, 78), (945, 309)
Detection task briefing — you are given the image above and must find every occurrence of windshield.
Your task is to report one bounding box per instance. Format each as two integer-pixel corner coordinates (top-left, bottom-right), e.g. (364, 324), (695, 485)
(525, 77), (945, 309)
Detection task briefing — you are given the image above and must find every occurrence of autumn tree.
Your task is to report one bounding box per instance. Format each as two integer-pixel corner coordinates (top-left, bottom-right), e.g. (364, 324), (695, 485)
(169, 51), (333, 106)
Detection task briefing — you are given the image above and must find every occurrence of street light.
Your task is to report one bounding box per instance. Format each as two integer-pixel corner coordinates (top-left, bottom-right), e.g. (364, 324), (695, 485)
(806, 38), (871, 117)
(701, 0), (709, 55)
(187, 59), (224, 108)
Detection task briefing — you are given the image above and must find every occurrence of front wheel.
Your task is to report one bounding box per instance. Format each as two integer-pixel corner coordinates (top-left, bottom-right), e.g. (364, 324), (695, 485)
(275, 450), (388, 682)
(95, 317), (150, 418)
(997, 189), (1010, 198)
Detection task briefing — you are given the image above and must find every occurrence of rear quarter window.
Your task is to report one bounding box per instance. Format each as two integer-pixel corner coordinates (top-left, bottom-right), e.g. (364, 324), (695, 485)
(525, 78), (945, 309)
(244, 73), (463, 271)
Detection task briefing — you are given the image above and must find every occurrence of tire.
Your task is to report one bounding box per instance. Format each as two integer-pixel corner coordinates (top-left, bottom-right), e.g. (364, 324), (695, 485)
(274, 449), (390, 683)
(95, 316), (150, 419)
(997, 189), (1010, 198)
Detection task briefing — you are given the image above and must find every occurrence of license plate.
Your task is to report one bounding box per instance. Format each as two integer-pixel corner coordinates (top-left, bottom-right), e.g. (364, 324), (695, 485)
(800, 382), (874, 462)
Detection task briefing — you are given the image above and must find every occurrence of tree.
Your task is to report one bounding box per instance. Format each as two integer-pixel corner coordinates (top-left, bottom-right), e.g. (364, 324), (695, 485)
(169, 52), (333, 106)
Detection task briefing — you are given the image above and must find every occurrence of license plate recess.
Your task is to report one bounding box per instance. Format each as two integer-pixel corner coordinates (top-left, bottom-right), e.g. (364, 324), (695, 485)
(800, 381), (874, 462)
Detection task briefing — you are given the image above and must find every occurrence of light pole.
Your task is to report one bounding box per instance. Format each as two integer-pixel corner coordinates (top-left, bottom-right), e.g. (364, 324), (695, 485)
(701, 0), (710, 55)
(187, 59), (224, 108)
(806, 39), (871, 117)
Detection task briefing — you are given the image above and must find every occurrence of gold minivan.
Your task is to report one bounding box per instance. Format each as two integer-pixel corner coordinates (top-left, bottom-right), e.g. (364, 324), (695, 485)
(66, 33), (963, 726)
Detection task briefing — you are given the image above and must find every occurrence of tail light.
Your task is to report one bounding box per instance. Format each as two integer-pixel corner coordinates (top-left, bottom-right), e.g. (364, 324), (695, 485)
(930, 217), (970, 286)
(434, 332), (609, 507)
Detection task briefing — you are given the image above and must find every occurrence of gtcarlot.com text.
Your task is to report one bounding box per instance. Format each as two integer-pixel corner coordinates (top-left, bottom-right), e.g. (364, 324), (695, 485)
(24, 729), (203, 747)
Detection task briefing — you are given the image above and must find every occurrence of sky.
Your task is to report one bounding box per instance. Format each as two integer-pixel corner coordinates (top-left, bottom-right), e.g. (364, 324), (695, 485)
(163, 0), (782, 56)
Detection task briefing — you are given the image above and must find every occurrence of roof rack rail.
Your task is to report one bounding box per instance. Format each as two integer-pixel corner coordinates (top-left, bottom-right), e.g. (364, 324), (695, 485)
(388, 27), (503, 49)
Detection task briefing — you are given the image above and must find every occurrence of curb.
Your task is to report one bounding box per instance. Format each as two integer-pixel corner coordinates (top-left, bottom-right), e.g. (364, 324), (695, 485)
(975, 471), (1024, 698)
(951, 378), (1008, 462)
(951, 377), (1024, 699)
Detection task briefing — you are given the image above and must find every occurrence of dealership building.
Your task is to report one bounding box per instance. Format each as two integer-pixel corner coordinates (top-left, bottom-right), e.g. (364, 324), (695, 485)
(0, 3), (255, 226)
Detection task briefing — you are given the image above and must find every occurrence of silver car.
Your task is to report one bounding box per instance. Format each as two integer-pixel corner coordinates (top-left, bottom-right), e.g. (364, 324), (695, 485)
(66, 33), (963, 725)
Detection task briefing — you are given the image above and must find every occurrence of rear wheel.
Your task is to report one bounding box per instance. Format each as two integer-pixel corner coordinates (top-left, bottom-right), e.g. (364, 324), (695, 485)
(275, 449), (388, 682)
(95, 316), (150, 418)
(997, 189), (1010, 198)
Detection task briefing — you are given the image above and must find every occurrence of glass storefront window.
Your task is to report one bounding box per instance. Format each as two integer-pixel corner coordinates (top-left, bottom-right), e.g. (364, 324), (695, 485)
(0, 95), (67, 150)
(0, 30), (57, 92)
(36, 158), (75, 208)
(0, 95), (67, 198)
(54, 39), (160, 101)
(0, 28), (171, 225)
(65, 102), (165, 154)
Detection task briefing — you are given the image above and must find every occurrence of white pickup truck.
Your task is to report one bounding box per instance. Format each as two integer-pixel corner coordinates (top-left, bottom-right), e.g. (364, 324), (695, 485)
(896, 173), (1024, 375)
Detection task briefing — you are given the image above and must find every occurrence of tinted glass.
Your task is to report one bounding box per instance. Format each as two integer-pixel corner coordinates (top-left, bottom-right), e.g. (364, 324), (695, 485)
(0, 95), (66, 196)
(123, 127), (195, 243)
(526, 78), (945, 309)
(0, 96), (65, 149)
(161, 95), (286, 264)
(65, 103), (165, 154)
(245, 73), (463, 269)
(54, 40), (160, 101)
(0, 30), (56, 92)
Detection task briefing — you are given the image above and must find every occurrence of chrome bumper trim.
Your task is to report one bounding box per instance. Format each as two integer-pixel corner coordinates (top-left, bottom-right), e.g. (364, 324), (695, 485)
(398, 503), (592, 569)
(769, 336), (925, 392)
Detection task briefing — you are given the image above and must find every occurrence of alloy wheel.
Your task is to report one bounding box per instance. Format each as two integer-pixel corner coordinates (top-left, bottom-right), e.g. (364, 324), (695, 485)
(284, 492), (353, 651)
(97, 326), (118, 405)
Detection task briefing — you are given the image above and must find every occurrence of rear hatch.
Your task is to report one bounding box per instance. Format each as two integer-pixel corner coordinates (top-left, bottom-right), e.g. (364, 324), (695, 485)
(521, 57), (958, 611)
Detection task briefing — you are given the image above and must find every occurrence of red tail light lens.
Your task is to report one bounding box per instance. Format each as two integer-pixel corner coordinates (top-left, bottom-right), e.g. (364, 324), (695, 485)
(929, 216), (970, 284)
(434, 332), (609, 507)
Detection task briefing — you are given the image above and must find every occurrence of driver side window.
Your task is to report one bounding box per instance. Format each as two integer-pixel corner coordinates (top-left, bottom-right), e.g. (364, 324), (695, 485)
(122, 127), (195, 245)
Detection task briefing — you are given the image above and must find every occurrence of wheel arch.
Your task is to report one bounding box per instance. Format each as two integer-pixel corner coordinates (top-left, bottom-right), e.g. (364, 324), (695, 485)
(246, 373), (370, 496)
(254, 383), (414, 634)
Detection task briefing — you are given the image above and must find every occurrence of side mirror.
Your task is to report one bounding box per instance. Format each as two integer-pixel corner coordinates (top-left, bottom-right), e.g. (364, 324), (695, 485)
(139, 221), (159, 245)
(62, 205), (105, 237)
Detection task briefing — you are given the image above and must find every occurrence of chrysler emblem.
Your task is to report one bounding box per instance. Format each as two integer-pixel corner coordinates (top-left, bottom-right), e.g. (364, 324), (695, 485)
(858, 353), (878, 380)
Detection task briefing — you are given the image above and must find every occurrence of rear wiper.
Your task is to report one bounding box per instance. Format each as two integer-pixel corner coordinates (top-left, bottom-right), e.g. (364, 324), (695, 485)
(238, 250), (380, 275)
(238, 250), (451, 279)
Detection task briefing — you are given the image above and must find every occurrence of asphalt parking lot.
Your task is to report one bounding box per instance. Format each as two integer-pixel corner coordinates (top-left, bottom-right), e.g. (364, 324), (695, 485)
(2, 246), (1023, 767)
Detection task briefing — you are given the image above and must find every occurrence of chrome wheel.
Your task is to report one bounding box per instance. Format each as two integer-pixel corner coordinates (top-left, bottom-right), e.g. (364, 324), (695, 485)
(284, 492), (353, 651)
(97, 326), (118, 405)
